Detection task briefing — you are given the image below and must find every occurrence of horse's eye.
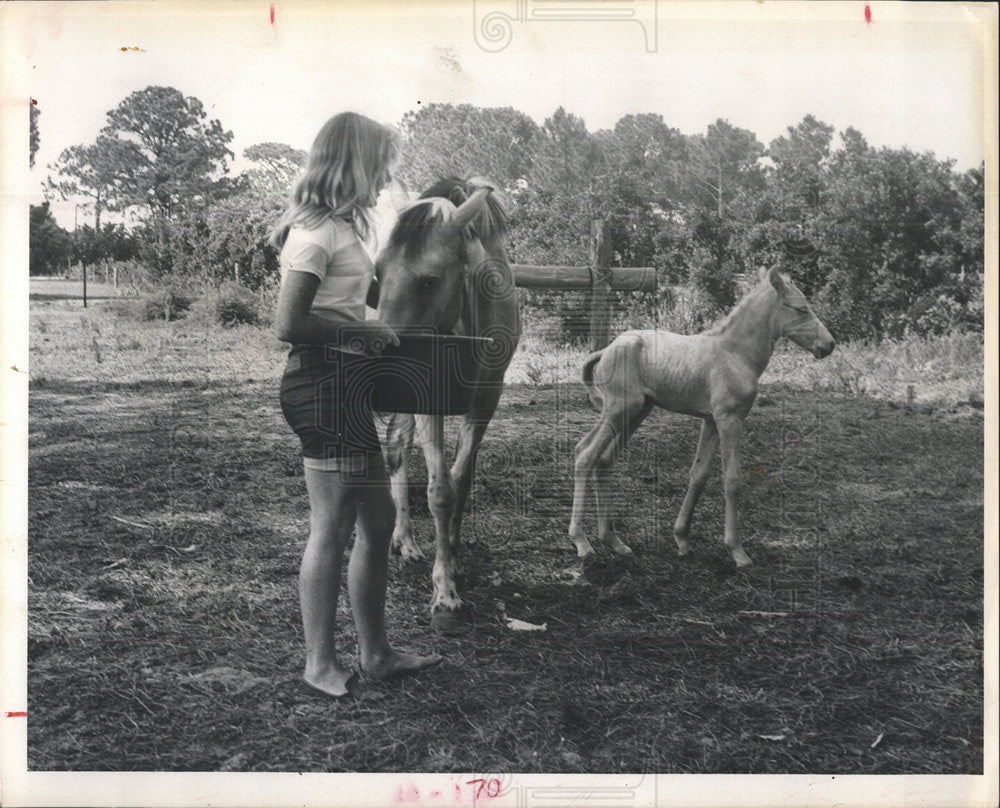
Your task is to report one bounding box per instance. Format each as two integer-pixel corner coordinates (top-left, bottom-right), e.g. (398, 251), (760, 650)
(420, 277), (439, 291)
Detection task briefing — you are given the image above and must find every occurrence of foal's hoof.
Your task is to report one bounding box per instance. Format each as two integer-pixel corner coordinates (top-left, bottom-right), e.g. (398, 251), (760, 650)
(430, 607), (470, 634)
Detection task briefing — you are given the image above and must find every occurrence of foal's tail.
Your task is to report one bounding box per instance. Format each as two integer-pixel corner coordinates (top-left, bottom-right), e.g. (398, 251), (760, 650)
(581, 349), (606, 411)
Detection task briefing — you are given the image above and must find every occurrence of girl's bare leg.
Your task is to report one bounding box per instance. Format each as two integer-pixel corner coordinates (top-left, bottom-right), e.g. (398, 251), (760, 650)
(300, 464), (361, 697)
(349, 454), (442, 678)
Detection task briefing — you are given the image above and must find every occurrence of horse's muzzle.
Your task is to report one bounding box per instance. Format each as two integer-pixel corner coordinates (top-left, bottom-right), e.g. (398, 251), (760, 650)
(814, 340), (835, 359)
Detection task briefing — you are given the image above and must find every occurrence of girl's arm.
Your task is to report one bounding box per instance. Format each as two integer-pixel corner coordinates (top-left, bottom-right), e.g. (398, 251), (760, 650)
(274, 270), (399, 356)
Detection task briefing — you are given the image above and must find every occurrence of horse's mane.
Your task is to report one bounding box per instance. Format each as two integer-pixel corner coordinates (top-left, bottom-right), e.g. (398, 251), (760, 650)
(384, 197), (451, 261)
(419, 177), (509, 254)
(384, 177), (510, 263)
(702, 273), (780, 336)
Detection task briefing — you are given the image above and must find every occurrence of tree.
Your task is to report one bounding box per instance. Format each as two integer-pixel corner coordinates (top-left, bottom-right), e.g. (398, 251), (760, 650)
(45, 138), (120, 229)
(397, 103), (540, 191)
(687, 119), (765, 218)
(101, 86), (234, 216)
(29, 203), (73, 275)
(45, 87), (234, 224)
(238, 142), (306, 195)
(814, 130), (974, 338)
(528, 107), (604, 196)
(601, 113), (687, 206)
(74, 223), (138, 268)
(768, 115), (835, 209)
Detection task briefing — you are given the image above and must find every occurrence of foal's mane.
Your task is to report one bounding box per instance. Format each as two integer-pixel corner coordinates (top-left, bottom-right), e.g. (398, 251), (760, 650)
(702, 273), (781, 336)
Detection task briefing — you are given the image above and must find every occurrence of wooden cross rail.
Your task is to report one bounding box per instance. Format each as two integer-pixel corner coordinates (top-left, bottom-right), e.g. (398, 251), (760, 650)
(509, 220), (657, 350)
(510, 264), (656, 292)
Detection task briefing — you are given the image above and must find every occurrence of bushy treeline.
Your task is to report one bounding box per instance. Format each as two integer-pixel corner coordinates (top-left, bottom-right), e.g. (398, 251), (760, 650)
(398, 105), (983, 340)
(33, 89), (984, 341)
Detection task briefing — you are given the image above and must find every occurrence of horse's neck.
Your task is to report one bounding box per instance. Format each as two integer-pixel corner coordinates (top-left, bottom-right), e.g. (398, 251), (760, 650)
(714, 287), (778, 376)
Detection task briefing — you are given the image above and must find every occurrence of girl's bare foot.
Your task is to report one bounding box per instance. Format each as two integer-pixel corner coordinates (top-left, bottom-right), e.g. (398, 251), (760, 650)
(362, 649), (442, 680)
(303, 665), (367, 699)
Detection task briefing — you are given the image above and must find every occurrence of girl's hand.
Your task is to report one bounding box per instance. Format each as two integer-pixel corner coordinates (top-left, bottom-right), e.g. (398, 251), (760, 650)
(341, 321), (400, 357)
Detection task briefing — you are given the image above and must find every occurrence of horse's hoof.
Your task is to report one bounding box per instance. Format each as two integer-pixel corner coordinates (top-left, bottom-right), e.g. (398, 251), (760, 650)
(430, 608), (470, 633)
(395, 542), (425, 563)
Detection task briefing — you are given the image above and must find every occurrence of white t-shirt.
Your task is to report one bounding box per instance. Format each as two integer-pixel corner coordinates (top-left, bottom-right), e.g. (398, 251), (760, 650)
(279, 216), (374, 324)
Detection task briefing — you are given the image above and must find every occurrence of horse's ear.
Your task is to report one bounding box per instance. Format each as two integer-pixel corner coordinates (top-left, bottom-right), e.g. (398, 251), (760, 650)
(450, 187), (492, 230)
(758, 266), (769, 282)
(767, 266), (786, 291)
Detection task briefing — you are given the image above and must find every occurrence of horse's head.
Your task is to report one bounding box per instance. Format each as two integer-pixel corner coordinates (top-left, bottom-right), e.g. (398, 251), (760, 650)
(375, 187), (493, 333)
(765, 267), (835, 359)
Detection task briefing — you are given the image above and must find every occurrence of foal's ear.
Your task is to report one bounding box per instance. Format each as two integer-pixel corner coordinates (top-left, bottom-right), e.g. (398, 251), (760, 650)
(767, 266), (786, 291)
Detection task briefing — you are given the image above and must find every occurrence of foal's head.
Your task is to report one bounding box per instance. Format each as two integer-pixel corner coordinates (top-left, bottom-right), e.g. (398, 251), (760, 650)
(764, 267), (836, 359)
(376, 188), (492, 332)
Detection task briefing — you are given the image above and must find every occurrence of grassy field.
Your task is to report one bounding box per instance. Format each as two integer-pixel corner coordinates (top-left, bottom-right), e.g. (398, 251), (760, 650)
(25, 290), (985, 774)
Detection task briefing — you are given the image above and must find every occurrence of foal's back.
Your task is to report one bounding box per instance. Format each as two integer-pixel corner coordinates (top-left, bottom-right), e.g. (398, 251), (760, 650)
(590, 329), (760, 420)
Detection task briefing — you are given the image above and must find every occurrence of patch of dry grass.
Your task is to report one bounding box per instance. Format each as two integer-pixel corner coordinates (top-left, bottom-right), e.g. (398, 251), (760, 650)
(25, 293), (984, 774)
(763, 332), (984, 411)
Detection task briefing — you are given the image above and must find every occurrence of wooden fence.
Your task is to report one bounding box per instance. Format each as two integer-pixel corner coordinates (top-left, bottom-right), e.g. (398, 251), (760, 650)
(510, 219), (657, 350)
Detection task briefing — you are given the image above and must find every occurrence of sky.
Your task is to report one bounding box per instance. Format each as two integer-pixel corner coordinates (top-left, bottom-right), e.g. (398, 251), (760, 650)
(2, 0), (996, 230)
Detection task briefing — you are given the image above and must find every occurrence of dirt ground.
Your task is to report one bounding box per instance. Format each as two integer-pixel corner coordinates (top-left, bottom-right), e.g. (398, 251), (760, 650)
(25, 300), (984, 774)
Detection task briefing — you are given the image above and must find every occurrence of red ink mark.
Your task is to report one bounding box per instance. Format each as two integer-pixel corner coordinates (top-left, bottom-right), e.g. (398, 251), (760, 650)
(270, 3), (275, 24)
(30, 98), (38, 106)
(396, 782), (420, 803)
(466, 779), (501, 799)
(6, 711), (27, 718)
(864, 4), (872, 24)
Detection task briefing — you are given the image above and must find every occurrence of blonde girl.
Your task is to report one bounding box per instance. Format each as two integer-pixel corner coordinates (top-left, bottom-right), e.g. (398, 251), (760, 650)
(272, 112), (440, 698)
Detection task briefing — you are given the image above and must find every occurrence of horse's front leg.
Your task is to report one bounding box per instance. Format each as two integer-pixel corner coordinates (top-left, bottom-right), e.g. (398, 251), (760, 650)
(449, 390), (501, 549)
(716, 414), (752, 567)
(415, 413), (462, 624)
(384, 413), (423, 561)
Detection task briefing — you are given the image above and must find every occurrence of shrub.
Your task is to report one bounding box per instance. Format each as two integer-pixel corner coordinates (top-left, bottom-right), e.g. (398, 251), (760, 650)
(139, 287), (194, 321)
(211, 282), (260, 327)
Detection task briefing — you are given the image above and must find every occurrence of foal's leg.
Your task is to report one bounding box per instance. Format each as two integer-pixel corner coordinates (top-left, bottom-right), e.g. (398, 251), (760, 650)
(414, 413), (462, 621)
(672, 418), (720, 557)
(716, 414), (752, 567)
(593, 401), (652, 556)
(568, 417), (618, 558)
(384, 413), (423, 561)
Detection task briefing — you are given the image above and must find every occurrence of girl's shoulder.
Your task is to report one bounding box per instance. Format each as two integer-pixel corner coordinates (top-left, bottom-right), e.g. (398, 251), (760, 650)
(285, 216), (355, 255)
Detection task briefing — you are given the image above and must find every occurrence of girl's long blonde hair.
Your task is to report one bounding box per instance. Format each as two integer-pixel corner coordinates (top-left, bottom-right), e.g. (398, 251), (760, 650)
(270, 112), (400, 249)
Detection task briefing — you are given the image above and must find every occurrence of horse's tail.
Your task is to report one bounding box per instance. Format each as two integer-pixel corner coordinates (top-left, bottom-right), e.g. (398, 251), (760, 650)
(581, 349), (605, 411)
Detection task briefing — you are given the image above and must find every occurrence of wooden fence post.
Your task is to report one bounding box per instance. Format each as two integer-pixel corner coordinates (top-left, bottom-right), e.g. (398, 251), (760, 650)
(82, 262), (88, 309)
(589, 219), (613, 351)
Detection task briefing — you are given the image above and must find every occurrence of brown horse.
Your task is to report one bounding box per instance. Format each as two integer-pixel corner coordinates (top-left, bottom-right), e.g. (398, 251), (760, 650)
(376, 177), (520, 627)
(568, 266), (835, 567)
